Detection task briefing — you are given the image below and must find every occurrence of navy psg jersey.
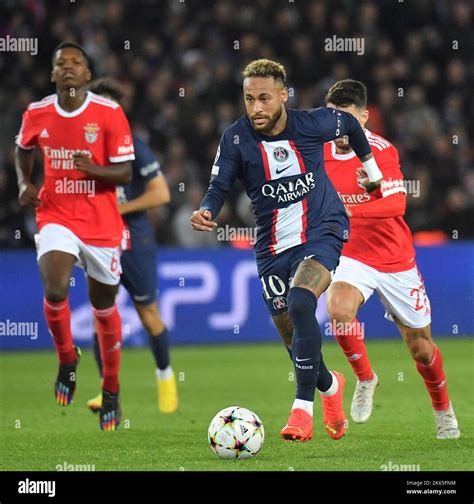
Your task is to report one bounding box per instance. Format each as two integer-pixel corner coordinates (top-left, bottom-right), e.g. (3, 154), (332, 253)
(200, 107), (373, 260)
(117, 134), (162, 242)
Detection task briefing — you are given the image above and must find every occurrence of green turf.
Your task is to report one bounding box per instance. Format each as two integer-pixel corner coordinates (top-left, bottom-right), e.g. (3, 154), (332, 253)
(0, 338), (472, 471)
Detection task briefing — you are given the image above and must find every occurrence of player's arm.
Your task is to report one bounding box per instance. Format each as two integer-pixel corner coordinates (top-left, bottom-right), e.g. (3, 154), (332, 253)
(73, 154), (132, 185)
(120, 175), (170, 215)
(15, 146), (41, 208)
(312, 107), (383, 192)
(191, 129), (241, 232)
(79, 104), (134, 185)
(346, 192), (406, 218)
(347, 147), (407, 218)
(14, 109), (40, 208)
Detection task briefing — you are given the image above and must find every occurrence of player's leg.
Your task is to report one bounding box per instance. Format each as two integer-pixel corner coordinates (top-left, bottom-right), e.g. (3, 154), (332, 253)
(83, 243), (123, 430)
(122, 245), (178, 412)
(378, 265), (460, 439)
(86, 317), (103, 413)
(272, 310), (293, 359)
(88, 276), (122, 430)
(282, 257), (346, 440)
(37, 225), (82, 406)
(395, 319), (460, 439)
(272, 310), (338, 407)
(326, 278), (378, 423)
(134, 301), (178, 413)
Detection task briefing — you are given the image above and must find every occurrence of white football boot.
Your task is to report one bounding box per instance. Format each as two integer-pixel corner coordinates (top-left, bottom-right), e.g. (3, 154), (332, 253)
(350, 372), (379, 423)
(434, 402), (461, 439)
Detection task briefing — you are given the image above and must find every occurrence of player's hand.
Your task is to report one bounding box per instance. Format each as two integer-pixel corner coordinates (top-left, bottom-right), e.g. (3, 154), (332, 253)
(190, 209), (217, 231)
(357, 167), (382, 193)
(18, 182), (40, 208)
(73, 153), (96, 175)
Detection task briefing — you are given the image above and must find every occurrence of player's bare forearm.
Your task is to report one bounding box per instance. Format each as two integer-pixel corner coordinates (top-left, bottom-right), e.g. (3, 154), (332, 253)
(120, 176), (170, 215)
(15, 146), (41, 207)
(15, 146), (35, 186)
(73, 154), (132, 185)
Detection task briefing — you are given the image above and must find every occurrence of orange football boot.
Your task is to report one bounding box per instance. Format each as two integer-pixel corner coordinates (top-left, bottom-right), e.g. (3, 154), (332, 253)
(280, 408), (313, 441)
(320, 371), (348, 440)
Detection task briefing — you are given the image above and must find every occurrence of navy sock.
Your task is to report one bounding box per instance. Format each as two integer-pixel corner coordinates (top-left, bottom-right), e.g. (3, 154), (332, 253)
(149, 328), (171, 370)
(92, 332), (103, 378)
(317, 353), (333, 392)
(287, 287), (323, 402)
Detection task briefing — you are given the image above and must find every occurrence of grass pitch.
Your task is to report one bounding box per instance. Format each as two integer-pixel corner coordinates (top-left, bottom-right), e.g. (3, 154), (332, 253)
(0, 338), (472, 471)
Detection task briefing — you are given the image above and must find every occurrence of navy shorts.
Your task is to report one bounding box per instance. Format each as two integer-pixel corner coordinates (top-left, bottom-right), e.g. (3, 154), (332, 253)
(257, 235), (343, 316)
(120, 246), (157, 305)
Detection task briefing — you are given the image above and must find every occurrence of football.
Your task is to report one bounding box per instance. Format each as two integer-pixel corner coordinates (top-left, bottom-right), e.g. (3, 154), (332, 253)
(208, 406), (265, 460)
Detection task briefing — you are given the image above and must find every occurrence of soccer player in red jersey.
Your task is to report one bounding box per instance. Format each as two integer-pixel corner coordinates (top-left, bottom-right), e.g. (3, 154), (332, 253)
(14, 43), (135, 431)
(324, 80), (460, 439)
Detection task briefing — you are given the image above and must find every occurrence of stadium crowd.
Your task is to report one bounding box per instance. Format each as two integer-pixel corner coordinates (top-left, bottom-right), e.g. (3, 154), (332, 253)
(0, 0), (472, 248)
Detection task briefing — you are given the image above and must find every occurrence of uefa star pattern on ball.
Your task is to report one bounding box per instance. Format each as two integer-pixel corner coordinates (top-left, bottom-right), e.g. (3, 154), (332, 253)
(208, 406), (265, 460)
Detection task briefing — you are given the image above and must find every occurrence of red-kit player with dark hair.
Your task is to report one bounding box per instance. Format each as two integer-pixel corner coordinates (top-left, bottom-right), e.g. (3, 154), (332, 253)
(14, 42), (134, 431)
(324, 79), (460, 439)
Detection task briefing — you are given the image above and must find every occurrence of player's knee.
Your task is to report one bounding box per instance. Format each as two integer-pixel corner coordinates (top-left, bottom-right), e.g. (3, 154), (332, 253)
(408, 338), (434, 365)
(43, 281), (69, 303)
(287, 287), (316, 320)
(327, 297), (356, 325)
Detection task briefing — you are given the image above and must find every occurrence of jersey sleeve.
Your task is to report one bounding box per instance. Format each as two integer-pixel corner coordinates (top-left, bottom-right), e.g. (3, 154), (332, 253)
(133, 137), (162, 182)
(375, 145), (407, 198)
(200, 128), (241, 219)
(105, 106), (135, 163)
(309, 107), (372, 159)
(15, 109), (38, 150)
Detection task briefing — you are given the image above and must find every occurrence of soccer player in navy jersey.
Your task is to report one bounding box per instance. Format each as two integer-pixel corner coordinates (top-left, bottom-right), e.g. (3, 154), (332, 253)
(85, 78), (178, 414)
(191, 59), (383, 442)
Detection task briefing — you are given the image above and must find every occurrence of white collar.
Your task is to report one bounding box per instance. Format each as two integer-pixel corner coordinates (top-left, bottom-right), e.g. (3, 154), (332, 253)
(54, 91), (92, 118)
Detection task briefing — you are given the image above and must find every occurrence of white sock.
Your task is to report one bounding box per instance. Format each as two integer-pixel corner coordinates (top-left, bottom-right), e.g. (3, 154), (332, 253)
(319, 372), (339, 397)
(156, 366), (173, 380)
(292, 398), (313, 417)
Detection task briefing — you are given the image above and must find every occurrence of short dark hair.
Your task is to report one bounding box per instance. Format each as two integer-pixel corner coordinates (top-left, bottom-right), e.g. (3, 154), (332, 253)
(52, 42), (90, 67)
(88, 77), (124, 103)
(325, 79), (367, 108)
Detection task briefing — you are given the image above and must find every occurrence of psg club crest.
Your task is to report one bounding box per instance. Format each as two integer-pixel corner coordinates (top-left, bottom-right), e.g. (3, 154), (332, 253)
(84, 123), (100, 144)
(272, 296), (287, 311)
(273, 146), (288, 162)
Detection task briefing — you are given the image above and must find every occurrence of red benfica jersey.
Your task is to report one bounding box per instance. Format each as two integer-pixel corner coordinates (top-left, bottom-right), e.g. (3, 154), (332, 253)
(324, 130), (415, 272)
(16, 91), (135, 247)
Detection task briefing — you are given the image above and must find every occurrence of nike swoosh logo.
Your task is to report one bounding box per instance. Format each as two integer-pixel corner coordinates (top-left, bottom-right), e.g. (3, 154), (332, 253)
(295, 357), (311, 362)
(133, 294), (150, 301)
(275, 164), (292, 175)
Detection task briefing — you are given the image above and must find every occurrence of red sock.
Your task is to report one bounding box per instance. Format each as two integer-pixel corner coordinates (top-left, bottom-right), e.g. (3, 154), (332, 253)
(333, 318), (374, 381)
(415, 345), (449, 411)
(43, 297), (76, 365)
(93, 305), (122, 394)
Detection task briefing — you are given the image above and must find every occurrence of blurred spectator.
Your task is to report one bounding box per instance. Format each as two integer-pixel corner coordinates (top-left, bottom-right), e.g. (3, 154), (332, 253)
(0, 0), (472, 247)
